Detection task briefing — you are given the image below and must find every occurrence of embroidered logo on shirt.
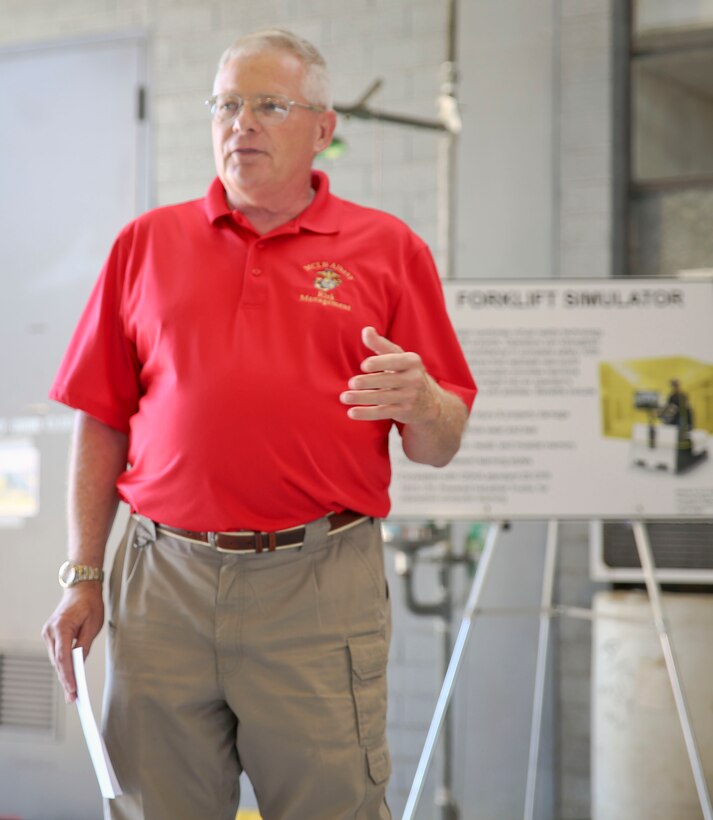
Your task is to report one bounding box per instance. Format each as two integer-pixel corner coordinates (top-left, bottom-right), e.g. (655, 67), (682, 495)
(314, 269), (342, 292)
(300, 261), (354, 312)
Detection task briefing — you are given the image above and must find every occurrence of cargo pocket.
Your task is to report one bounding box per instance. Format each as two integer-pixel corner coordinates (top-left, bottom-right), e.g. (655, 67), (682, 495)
(366, 738), (391, 785)
(348, 632), (388, 747)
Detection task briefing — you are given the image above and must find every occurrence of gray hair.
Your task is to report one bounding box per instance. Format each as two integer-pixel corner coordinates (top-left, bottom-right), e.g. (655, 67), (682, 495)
(216, 28), (332, 108)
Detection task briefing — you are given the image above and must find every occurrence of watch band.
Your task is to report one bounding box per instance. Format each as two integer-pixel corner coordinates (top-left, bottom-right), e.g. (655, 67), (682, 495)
(58, 560), (105, 588)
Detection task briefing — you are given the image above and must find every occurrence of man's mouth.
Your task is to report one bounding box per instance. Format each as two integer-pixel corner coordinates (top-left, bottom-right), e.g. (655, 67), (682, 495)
(230, 147), (264, 157)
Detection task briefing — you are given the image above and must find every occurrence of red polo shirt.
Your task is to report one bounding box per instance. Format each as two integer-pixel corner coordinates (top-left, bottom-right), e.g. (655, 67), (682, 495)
(50, 172), (476, 531)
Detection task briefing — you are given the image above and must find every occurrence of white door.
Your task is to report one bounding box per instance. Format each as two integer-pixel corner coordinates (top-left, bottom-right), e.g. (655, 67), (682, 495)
(0, 33), (148, 819)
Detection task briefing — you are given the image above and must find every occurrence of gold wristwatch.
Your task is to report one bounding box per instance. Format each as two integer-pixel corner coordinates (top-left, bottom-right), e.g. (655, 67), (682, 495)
(58, 560), (104, 588)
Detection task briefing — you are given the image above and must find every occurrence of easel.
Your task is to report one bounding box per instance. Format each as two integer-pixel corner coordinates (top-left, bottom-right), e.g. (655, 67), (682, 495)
(401, 520), (713, 820)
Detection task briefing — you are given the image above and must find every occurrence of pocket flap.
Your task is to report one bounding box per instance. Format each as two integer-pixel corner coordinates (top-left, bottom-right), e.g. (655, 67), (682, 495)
(348, 633), (388, 681)
(366, 739), (391, 785)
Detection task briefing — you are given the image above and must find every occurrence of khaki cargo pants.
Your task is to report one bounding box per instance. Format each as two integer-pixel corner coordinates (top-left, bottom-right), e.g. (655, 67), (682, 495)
(102, 514), (392, 820)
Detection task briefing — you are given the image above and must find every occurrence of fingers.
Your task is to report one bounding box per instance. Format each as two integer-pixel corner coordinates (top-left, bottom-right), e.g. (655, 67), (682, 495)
(361, 326), (403, 356)
(41, 589), (103, 705)
(343, 327), (440, 424)
(341, 328), (424, 418)
(340, 376), (427, 422)
(347, 369), (416, 391)
(358, 327), (419, 380)
(360, 351), (420, 375)
(346, 403), (405, 421)
(42, 620), (78, 703)
(341, 379), (417, 411)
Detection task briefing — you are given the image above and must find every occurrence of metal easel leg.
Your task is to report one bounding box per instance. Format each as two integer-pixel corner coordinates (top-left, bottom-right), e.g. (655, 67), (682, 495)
(401, 522), (503, 820)
(632, 520), (713, 820)
(523, 519), (558, 820)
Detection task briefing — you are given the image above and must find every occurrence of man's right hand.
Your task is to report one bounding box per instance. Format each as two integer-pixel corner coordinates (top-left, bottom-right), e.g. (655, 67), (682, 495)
(41, 584), (104, 703)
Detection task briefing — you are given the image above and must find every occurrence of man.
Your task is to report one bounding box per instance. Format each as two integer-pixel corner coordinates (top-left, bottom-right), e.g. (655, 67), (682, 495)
(42, 29), (475, 820)
(660, 378), (692, 430)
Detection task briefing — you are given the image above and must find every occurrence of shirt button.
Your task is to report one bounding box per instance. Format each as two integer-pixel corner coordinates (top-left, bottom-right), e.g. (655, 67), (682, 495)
(251, 268), (262, 276)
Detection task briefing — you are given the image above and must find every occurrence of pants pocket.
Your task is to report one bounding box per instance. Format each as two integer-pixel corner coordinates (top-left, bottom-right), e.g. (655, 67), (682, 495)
(108, 516), (149, 629)
(366, 738), (391, 786)
(348, 631), (388, 747)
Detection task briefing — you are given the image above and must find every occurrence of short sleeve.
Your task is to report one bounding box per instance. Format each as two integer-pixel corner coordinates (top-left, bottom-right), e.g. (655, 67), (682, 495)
(49, 230), (141, 433)
(387, 243), (476, 412)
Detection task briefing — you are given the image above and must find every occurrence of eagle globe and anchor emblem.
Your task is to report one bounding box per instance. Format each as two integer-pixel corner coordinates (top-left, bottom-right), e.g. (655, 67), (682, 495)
(313, 268), (342, 293)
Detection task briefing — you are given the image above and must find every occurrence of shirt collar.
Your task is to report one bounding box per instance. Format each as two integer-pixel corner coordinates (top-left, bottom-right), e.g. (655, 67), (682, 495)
(204, 170), (340, 235)
(297, 171), (340, 234)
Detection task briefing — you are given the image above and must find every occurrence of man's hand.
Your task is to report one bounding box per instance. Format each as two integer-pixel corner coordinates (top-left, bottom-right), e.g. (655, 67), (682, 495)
(41, 584), (104, 703)
(341, 326), (470, 466)
(340, 326), (443, 424)
(41, 411), (124, 702)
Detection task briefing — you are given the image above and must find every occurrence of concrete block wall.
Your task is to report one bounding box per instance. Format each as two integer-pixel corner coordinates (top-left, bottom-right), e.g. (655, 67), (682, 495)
(0, 0), (446, 245)
(555, 523), (602, 820)
(558, 0), (615, 282)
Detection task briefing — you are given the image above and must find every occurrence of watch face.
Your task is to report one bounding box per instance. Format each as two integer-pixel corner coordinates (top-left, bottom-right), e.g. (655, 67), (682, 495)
(58, 561), (78, 588)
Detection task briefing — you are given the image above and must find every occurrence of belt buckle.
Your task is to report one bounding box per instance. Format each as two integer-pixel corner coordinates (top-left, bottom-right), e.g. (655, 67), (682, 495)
(210, 531), (243, 554)
(208, 527), (298, 554)
(209, 529), (274, 554)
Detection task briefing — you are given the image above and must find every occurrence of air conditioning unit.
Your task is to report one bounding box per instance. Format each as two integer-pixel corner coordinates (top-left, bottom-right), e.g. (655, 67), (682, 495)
(589, 520), (713, 584)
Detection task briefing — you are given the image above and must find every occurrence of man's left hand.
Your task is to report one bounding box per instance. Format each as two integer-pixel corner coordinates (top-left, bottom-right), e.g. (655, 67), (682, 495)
(340, 326), (442, 425)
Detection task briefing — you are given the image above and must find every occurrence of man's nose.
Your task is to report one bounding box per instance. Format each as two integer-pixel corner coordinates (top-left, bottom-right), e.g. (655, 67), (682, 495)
(231, 102), (259, 131)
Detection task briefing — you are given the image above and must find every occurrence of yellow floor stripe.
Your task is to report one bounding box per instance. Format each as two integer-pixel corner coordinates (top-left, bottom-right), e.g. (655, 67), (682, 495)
(236, 811), (262, 820)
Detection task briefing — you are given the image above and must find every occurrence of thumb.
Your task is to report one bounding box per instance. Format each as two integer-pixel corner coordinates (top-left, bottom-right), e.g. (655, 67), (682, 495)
(361, 326), (403, 355)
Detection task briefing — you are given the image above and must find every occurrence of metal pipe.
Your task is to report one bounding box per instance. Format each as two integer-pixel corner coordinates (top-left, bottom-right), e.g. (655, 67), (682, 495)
(437, 6), (460, 806)
(435, 536), (458, 820)
(396, 554), (447, 618)
(333, 104), (448, 132)
(439, 0), (459, 281)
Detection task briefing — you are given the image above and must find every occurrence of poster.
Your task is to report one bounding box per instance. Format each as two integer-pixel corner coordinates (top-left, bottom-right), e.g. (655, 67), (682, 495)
(389, 278), (713, 520)
(0, 439), (40, 519)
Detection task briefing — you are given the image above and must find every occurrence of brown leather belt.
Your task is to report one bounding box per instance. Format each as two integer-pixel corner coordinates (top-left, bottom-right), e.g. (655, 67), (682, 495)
(156, 510), (367, 554)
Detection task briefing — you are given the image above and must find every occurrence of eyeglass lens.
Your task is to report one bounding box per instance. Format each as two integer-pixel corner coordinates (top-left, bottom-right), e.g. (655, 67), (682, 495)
(210, 94), (291, 122)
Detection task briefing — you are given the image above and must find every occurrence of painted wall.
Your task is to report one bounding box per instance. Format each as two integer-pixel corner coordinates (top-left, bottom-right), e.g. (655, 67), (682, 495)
(456, 0), (555, 281)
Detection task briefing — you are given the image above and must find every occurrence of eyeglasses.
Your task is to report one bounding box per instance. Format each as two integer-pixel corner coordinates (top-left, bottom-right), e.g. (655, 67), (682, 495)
(206, 93), (326, 124)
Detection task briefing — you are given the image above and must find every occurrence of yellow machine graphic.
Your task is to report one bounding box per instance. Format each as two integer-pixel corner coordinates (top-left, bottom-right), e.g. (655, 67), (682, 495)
(600, 356), (712, 473)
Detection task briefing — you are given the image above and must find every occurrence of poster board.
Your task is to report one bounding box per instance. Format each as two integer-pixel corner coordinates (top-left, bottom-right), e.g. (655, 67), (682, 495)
(389, 278), (713, 520)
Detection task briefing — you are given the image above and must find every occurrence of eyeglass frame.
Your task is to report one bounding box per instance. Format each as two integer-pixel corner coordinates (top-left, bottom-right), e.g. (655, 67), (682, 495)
(205, 92), (327, 124)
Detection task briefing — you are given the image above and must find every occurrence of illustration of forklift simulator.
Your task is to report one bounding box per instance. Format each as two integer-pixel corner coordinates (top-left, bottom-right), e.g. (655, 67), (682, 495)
(631, 380), (708, 473)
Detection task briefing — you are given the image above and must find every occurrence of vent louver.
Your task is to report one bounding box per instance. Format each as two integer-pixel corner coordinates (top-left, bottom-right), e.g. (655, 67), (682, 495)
(602, 520), (713, 570)
(0, 652), (56, 734)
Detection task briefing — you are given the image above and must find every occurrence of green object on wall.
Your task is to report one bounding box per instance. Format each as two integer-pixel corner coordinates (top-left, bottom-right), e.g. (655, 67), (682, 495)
(317, 135), (348, 160)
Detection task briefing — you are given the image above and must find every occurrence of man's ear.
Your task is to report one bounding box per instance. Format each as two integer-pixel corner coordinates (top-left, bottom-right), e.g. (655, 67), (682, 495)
(314, 109), (338, 154)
